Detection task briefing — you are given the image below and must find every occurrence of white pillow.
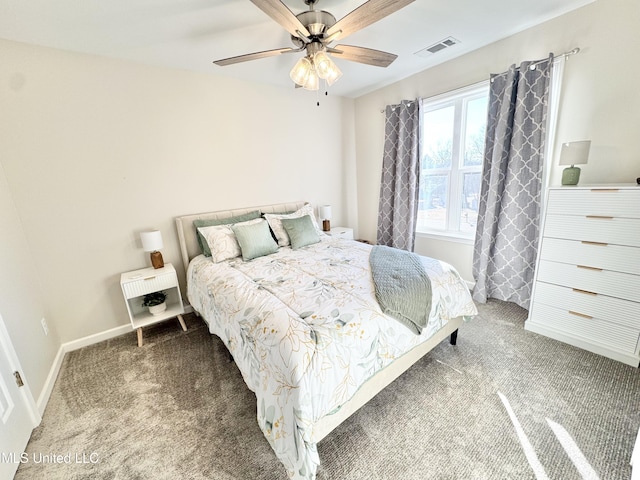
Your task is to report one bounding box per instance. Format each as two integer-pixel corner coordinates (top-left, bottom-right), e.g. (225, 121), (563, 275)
(263, 204), (321, 247)
(197, 218), (262, 263)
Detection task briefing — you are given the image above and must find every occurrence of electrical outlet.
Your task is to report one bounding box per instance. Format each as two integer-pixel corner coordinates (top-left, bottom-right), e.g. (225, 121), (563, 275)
(41, 317), (49, 336)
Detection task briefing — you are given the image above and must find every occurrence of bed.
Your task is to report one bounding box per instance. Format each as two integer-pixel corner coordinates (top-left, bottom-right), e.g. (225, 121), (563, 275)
(175, 202), (477, 479)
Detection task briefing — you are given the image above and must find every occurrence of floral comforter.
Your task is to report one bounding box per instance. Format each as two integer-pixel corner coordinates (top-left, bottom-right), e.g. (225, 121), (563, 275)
(187, 237), (477, 479)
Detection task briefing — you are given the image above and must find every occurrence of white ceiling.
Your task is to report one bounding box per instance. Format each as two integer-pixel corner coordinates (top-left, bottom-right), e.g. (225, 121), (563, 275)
(0, 0), (594, 98)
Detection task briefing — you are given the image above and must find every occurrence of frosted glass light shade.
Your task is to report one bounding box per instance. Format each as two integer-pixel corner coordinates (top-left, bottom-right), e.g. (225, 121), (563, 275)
(140, 230), (163, 252)
(313, 51), (333, 79)
(290, 57), (312, 86)
(325, 64), (343, 86)
(303, 70), (319, 91)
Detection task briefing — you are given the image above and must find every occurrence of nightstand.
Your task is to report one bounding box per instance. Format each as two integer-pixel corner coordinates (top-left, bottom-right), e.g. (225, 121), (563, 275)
(327, 227), (354, 240)
(120, 263), (186, 347)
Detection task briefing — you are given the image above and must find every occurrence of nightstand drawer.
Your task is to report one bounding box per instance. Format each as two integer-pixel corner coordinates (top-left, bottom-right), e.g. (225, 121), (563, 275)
(328, 227), (354, 240)
(530, 302), (640, 354)
(122, 271), (177, 299)
(537, 260), (640, 302)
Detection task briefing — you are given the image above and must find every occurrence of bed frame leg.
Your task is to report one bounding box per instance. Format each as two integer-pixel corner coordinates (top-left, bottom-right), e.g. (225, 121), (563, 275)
(450, 329), (458, 346)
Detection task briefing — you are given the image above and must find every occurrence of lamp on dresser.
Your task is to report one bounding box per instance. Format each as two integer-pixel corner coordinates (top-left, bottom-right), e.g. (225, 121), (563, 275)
(319, 205), (332, 232)
(140, 230), (164, 269)
(559, 140), (590, 185)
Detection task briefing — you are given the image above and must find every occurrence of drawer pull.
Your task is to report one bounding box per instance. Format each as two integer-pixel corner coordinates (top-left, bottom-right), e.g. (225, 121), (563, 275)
(581, 241), (608, 246)
(590, 188), (619, 192)
(569, 311), (593, 319)
(577, 265), (603, 272)
(144, 276), (157, 281)
(585, 215), (614, 220)
(572, 288), (597, 296)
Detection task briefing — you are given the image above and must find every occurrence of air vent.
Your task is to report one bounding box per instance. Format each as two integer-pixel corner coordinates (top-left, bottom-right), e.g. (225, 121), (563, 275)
(415, 37), (460, 58)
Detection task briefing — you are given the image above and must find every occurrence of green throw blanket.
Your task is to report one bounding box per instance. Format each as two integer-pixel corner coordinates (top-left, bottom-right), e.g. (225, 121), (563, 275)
(369, 245), (432, 335)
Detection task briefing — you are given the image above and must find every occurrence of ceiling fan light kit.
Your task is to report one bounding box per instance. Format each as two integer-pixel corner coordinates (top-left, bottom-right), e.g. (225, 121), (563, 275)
(290, 50), (342, 91)
(214, 0), (415, 101)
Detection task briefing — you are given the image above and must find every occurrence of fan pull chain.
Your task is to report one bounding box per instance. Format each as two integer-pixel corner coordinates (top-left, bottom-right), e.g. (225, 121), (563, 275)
(316, 80), (330, 106)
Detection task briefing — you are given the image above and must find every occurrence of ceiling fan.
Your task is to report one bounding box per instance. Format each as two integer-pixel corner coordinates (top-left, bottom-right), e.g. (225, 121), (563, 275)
(213, 0), (415, 91)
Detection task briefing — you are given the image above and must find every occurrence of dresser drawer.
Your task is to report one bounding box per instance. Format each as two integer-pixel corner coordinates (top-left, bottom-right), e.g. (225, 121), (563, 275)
(537, 260), (640, 303)
(533, 282), (640, 330)
(122, 271), (177, 299)
(546, 188), (640, 218)
(544, 215), (640, 247)
(539, 237), (640, 275)
(529, 302), (640, 354)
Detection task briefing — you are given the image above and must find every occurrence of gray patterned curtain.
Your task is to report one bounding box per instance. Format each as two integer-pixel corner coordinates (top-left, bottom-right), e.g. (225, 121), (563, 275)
(472, 55), (553, 309)
(377, 100), (420, 251)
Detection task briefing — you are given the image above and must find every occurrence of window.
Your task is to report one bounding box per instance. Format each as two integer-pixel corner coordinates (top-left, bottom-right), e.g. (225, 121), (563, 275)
(417, 82), (489, 240)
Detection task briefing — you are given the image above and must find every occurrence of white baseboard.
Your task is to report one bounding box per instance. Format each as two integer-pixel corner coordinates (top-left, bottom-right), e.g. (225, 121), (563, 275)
(63, 324), (132, 353)
(36, 344), (65, 416)
(36, 305), (194, 415)
(36, 324), (131, 415)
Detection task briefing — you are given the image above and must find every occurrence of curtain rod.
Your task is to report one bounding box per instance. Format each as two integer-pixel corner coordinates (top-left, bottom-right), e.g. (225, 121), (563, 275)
(380, 47), (580, 113)
(529, 47), (580, 69)
(490, 47), (580, 81)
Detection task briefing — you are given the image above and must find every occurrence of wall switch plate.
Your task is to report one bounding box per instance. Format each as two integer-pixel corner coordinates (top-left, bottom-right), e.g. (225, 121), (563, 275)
(41, 317), (49, 336)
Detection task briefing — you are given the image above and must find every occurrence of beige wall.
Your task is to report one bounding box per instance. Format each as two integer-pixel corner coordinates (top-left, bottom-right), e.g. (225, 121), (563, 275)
(0, 38), (356, 370)
(0, 161), (61, 398)
(354, 0), (640, 282)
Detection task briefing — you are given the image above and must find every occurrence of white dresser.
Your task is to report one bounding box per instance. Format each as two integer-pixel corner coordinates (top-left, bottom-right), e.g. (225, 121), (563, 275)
(525, 185), (640, 366)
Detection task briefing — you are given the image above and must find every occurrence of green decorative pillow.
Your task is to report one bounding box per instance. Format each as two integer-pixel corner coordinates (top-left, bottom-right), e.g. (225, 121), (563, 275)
(281, 215), (321, 250)
(263, 204), (321, 247)
(193, 210), (261, 257)
(231, 219), (279, 261)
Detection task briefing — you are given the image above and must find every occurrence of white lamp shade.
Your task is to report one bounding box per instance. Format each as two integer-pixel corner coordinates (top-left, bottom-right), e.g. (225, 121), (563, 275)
(559, 140), (591, 166)
(319, 205), (332, 220)
(140, 230), (163, 252)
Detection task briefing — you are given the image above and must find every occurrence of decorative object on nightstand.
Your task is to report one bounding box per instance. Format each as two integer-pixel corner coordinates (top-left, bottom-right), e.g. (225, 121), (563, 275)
(120, 263), (186, 347)
(559, 140), (590, 185)
(319, 205), (332, 232)
(328, 227), (354, 240)
(142, 291), (167, 315)
(140, 230), (164, 269)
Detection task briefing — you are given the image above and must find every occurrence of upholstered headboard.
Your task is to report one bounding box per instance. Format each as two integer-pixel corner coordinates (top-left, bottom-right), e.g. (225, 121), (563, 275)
(174, 201), (306, 274)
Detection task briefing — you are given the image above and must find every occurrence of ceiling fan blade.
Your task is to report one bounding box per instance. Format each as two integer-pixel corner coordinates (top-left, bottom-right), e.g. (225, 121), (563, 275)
(250, 0), (311, 39)
(326, 0), (414, 40)
(330, 45), (397, 67)
(214, 47), (295, 66)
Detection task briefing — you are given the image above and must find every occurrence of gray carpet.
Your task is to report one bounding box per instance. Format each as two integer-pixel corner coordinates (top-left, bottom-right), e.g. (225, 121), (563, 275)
(15, 300), (639, 480)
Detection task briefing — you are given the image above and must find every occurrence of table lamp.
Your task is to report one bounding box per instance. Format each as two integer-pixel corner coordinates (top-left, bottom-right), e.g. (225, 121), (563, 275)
(140, 230), (164, 269)
(319, 205), (332, 232)
(559, 140), (590, 185)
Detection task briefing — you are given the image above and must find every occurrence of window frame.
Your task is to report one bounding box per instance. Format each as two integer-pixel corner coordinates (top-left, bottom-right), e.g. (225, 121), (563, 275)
(417, 81), (490, 244)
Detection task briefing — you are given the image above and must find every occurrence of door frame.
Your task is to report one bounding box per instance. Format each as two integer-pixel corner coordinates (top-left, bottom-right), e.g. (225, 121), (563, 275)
(0, 313), (41, 428)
